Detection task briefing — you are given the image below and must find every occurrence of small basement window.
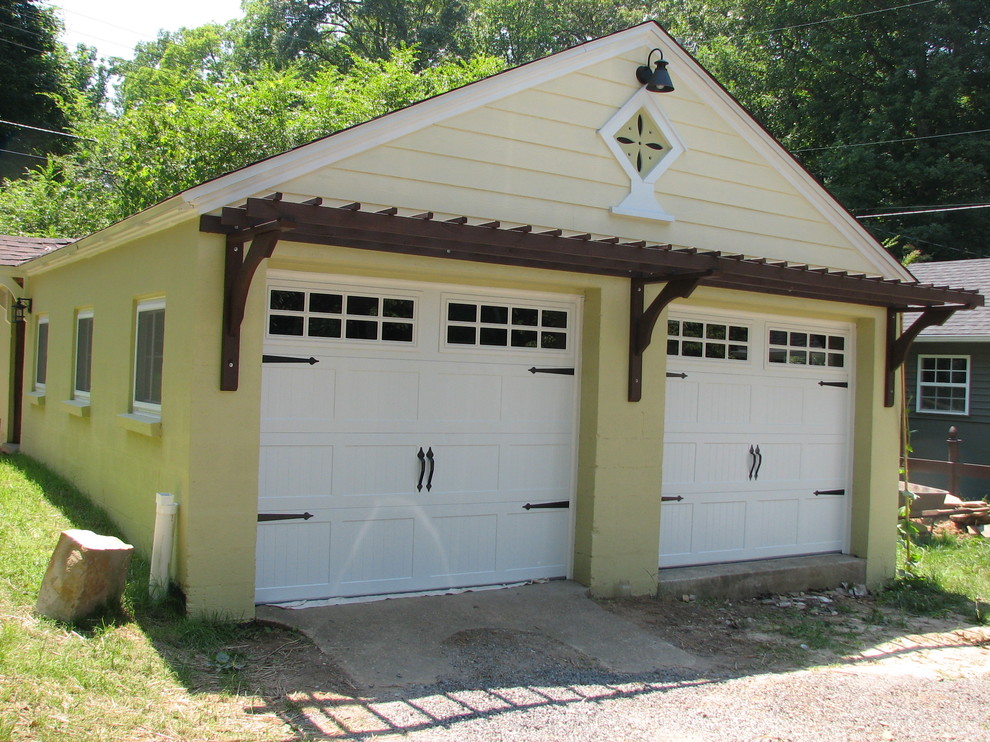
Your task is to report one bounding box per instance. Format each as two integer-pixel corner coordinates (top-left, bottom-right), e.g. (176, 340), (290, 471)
(268, 288), (415, 344)
(444, 301), (568, 351)
(667, 319), (749, 361)
(917, 355), (969, 415)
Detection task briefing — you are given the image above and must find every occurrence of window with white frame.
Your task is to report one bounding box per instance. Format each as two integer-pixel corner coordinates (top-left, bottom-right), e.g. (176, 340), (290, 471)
(74, 310), (93, 400)
(35, 315), (49, 391)
(133, 299), (165, 413)
(917, 355), (969, 415)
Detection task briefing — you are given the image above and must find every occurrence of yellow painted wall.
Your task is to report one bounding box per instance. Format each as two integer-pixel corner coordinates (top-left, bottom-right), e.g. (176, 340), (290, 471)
(20, 221), (260, 619)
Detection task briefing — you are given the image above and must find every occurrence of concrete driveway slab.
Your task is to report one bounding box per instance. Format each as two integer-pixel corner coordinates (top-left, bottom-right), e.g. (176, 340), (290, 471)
(257, 580), (704, 690)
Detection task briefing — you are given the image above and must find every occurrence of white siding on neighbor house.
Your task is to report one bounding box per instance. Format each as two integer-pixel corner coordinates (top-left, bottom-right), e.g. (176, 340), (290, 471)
(277, 51), (878, 275)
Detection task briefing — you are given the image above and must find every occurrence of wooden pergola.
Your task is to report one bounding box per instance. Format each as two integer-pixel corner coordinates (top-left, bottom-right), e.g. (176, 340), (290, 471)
(201, 194), (984, 405)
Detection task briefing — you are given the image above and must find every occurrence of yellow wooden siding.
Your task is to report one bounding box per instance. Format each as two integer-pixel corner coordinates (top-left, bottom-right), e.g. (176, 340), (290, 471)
(279, 50), (882, 273)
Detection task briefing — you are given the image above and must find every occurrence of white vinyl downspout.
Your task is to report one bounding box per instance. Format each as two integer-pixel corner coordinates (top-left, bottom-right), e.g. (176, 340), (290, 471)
(149, 493), (178, 602)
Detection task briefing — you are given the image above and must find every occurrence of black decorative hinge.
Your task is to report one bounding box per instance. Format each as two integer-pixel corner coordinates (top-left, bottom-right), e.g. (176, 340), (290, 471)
(523, 500), (570, 510)
(818, 381), (848, 388)
(661, 496), (684, 502)
(813, 489), (846, 496)
(258, 512), (315, 521)
(528, 367), (575, 375)
(666, 372), (687, 379)
(263, 355), (319, 365)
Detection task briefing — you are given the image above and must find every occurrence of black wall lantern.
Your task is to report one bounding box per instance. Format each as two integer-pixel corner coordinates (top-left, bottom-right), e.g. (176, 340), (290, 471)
(636, 48), (674, 93)
(12, 298), (31, 322)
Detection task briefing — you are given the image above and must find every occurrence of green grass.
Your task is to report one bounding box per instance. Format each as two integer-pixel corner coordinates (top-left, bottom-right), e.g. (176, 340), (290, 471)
(878, 529), (990, 624)
(0, 455), (290, 741)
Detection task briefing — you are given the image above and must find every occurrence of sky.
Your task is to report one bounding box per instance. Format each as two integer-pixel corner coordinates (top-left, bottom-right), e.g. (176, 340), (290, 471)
(49, 0), (246, 60)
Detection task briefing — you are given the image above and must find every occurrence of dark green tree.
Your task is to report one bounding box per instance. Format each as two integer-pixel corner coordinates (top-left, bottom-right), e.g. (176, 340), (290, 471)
(658, 0), (990, 260)
(0, 0), (72, 179)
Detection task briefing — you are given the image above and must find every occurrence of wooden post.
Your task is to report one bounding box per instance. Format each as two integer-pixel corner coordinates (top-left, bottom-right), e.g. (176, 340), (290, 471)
(947, 426), (961, 498)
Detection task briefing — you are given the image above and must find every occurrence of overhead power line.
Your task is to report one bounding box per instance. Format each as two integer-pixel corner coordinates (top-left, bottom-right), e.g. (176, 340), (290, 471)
(723, 0), (939, 41)
(0, 119), (94, 141)
(0, 148), (48, 161)
(856, 204), (990, 219)
(794, 128), (990, 152)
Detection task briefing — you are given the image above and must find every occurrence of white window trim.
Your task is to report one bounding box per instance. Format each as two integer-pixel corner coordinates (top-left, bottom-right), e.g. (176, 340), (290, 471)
(133, 298), (165, 415)
(34, 315), (49, 393)
(73, 309), (94, 402)
(916, 354), (970, 416)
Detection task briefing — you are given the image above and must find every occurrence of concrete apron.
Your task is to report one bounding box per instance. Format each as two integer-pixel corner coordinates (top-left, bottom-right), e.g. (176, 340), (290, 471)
(257, 580), (703, 690)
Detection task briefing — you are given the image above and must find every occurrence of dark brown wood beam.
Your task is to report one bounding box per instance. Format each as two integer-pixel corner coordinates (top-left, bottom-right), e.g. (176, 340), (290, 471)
(629, 272), (711, 402)
(220, 219), (295, 391)
(884, 305), (960, 407)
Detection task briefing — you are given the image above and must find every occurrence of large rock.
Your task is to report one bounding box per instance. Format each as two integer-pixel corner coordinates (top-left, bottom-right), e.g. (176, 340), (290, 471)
(35, 529), (134, 623)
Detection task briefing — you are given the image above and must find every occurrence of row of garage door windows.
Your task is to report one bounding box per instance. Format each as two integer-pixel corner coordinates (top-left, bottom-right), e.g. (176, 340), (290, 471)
(267, 288), (571, 351)
(266, 287), (858, 369)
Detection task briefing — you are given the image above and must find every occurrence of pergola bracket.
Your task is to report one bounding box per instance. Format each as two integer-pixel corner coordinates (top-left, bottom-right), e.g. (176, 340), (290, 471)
(220, 218), (295, 391)
(628, 271), (711, 402)
(884, 305), (960, 407)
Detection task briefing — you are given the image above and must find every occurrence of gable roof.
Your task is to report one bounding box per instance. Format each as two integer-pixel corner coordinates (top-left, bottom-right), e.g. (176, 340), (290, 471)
(22, 21), (911, 282)
(910, 259), (990, 337)
(0, 235), (74, 266)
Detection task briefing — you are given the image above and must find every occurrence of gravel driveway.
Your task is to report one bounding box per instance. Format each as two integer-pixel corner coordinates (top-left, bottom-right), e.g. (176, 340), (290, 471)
(259, 589), (990, 741)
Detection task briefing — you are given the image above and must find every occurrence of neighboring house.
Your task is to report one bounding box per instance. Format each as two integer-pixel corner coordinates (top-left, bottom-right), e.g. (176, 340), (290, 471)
(0, 23), (981, 618)
(906, 259), (990, 499)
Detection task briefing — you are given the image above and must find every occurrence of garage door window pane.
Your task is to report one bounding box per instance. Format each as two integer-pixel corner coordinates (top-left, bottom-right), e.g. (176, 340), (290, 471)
(383, 299), (414, 319)
(308, 317), (341, 337)
(310, 293), (343, 314)
(481, 305), (508, 324)
(346, 319), (378, 340)
(271, 290), (304, 311)
(480, 327), (507, 346)
(382, 322), (413, 342)
(270, 315), (304, 335)
(448, 303), (476, 322)
(448, 326), (476, 344)
(347, 296), (379, 316)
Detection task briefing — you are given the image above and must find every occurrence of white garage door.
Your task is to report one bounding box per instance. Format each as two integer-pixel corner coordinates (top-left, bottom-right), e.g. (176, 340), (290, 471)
(255, 273), (580, 603)
(660, 308), (852, 568)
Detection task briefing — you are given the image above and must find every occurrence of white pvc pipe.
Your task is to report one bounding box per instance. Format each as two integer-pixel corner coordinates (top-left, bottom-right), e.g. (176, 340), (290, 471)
(149, 492), (178, 602)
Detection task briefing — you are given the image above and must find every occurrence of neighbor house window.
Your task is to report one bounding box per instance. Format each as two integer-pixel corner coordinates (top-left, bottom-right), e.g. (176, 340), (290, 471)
(133, 299), (165, 413)
(35, 315), (49, 391)
(74, 310), (93, 400)
(917, 355), (969, 415)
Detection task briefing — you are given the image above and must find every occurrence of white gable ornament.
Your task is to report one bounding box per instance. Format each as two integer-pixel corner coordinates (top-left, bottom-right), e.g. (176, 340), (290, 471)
(599, 87), (685, 222)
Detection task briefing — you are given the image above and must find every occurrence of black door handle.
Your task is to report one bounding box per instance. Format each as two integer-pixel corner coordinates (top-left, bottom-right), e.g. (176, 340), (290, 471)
(754, 445), (762, 480)
(425, 447), (435, 491)
(748, 445), (757, 480)
(417, 447), (426, 492)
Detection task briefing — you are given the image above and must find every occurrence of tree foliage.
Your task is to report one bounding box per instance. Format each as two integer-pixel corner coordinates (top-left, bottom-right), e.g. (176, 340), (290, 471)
(0, 0), (100, 180)
(0, 49), (503, 237)
(660, 0), (990, 260)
